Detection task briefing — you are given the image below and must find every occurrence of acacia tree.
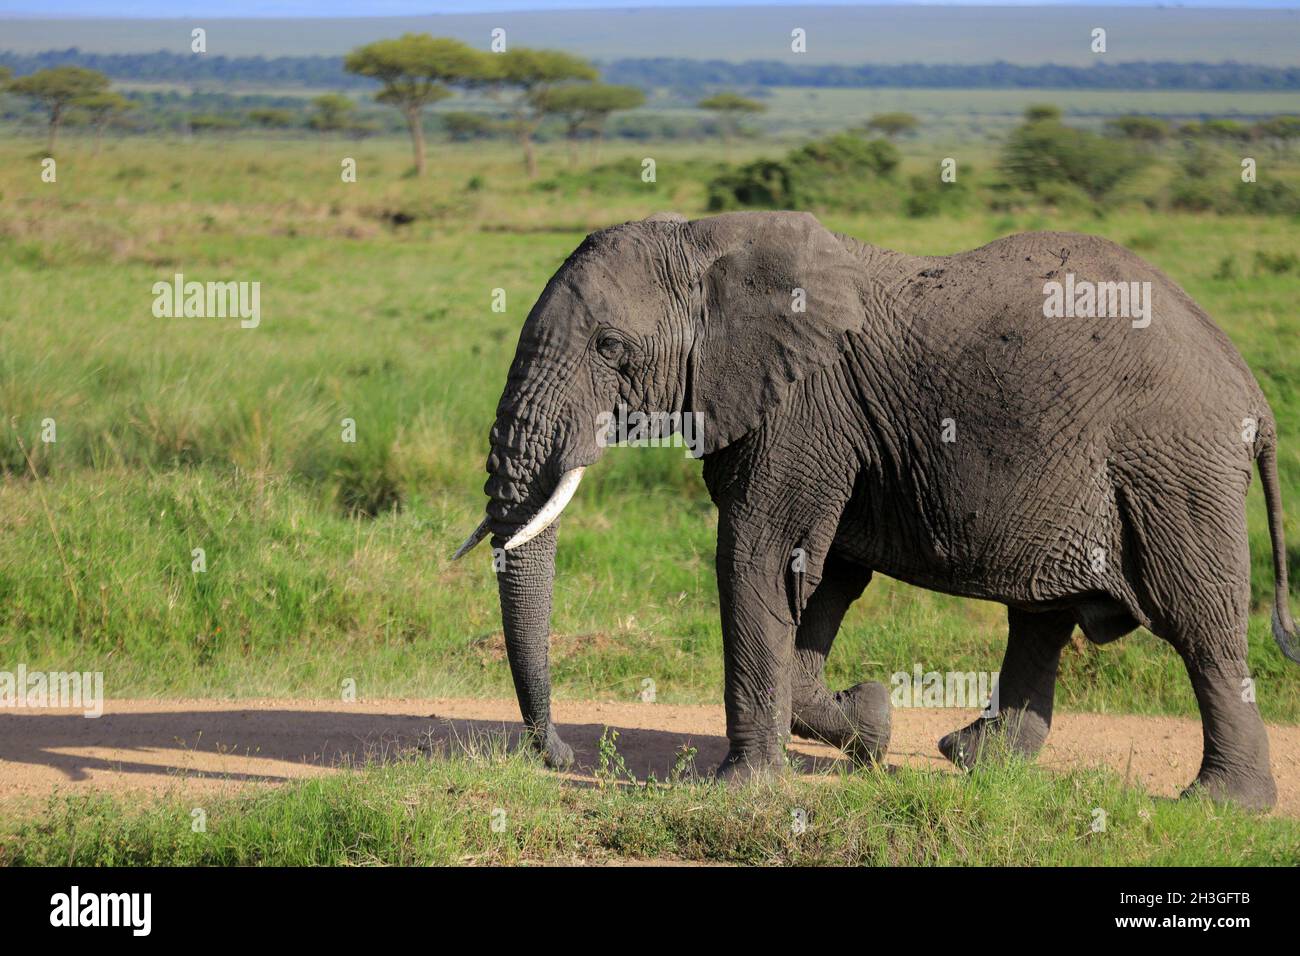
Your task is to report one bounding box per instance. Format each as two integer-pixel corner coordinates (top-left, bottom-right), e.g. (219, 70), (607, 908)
(534, 83), (645, 165)
(698, 92), (766, 158)
(344, 34), (493, 176)
(248, 107), (295, 129)
(865, 111), (919, 139)
(76, 90), (135, 155)
(1024, 104), (1062, 124)
(309, 93), (356, 133)
(493, 48), (598, 177)
(10, 66), (110, 152)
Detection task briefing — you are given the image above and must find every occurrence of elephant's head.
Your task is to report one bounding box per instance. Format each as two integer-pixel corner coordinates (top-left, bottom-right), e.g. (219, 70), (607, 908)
(453, 210), (867, 766)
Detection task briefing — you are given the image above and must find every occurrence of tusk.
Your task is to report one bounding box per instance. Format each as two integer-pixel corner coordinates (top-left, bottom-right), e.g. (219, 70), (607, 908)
(452, 517), (491, 560)
(503, 467), (585, 551)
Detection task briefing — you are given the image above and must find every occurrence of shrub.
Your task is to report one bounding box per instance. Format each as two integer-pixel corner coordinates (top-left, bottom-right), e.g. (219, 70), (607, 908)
(1212, 255), (1238, 280)
(1179, 143), (1221, 180)
(1105, 115), (1170, 144)
(706, 132), (899, 212)
(905, 171), (971, 217)
(794, 132), (899, 177)
(999, 118), (1140, 201)
(1201, 118), (1252, 142)
(1254, 249), (1299, 275)
(1233, 180), (1300, 215)
(707, 160), (793, 210)
(1024, 104), (1062, 123)
(1169, 178), (1220, 212)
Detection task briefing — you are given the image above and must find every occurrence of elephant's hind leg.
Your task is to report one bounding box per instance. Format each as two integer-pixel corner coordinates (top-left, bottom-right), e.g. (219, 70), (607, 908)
(1117, 466), (1275, 810)
(790, 556), (891, 766)
(939, 606), (1075, 769)
(1150, 599), (1276, 810)
(1172, 641), (1276, 811)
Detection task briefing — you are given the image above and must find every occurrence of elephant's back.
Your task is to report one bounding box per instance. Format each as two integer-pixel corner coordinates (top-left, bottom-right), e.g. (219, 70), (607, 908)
(895, 230), (1266, 426)
(850, 231), (1269, 603)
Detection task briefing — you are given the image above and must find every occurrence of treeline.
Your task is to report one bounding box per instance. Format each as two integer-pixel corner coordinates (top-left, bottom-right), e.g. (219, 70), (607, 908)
(0, 48), (371, 88)
(4, 49), (1300, 92)
(605, 59), (1300, 92)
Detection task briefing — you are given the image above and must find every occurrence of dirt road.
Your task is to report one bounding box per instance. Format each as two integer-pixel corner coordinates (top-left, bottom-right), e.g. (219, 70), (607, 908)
(2, 698), (1298, 816)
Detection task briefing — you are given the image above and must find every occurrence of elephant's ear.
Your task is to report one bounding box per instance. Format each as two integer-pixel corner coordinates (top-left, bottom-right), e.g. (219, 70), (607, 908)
(684, 211), (866, 455)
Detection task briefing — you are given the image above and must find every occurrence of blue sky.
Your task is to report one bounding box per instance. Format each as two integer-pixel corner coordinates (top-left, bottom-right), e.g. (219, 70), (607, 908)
(1, 0), (1295, 17)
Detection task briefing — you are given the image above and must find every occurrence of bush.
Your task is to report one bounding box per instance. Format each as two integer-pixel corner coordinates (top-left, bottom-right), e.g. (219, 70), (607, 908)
(1254, 249), (1299, 275)
(793, 132), (899, 178)
(1169, 178), (1220, 212)
(707, 160), (793, 210)
(1179, 143), (1221, 180)
(1169, 175), (1300, 215)
(1234, 180), (1300, 215)
(1105, 115), (1170, 144)
(999, 118), (1140, 201)
(706, 133), (899, 213)
(905, 171), (971, 217)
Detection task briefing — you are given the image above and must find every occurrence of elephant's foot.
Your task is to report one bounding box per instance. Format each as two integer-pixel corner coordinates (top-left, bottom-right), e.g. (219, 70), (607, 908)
(713, 747), (786, 787)
(833, 681), (892, 766)
(793, 680), (892, 767)
(526, 722), (574, 770)
(1173, 653), (1276, 813)
(938, 708), (1049, 770)
(1180, 766), (1277, 813)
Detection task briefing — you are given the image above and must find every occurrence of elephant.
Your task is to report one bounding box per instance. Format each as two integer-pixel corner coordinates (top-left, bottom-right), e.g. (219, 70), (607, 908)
(454, 210), (1299, 811)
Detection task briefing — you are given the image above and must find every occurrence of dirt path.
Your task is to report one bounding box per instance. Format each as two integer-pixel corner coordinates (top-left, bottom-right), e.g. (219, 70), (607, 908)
(2, 698), (1299, 816)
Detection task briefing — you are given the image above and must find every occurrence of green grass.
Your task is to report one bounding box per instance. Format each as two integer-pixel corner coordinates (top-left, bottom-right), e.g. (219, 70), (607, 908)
(2, 739), (1296, 866)
(0, 136), (1298, 726)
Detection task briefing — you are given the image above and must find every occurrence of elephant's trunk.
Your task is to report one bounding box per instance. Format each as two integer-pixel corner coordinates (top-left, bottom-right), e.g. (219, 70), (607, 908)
(479, 407), (579, 768)
(495, 522), (571, 766)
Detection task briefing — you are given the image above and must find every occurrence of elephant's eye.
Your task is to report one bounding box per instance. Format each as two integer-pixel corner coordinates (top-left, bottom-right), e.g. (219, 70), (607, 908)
(596, 333), (626, 363)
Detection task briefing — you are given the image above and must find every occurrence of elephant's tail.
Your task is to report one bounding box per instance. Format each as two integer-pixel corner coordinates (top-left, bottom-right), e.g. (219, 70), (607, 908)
(1259, 441), (1300, 664)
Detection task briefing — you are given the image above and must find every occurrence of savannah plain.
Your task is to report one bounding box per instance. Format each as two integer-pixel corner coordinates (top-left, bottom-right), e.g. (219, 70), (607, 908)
(1, 65), (1299, 862)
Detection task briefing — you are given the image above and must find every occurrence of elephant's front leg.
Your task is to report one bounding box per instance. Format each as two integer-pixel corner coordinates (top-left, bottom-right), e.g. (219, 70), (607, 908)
(713, 490), (854, 783)
(713, 540), (798, 783)
(790, 556), (892, 767)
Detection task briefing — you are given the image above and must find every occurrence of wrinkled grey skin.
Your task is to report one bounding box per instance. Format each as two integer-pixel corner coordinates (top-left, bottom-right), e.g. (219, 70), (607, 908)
(470, 210), (1299, 811)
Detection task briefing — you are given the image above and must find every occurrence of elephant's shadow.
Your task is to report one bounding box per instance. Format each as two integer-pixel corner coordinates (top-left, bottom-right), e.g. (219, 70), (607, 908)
(0, 709), (852, 790)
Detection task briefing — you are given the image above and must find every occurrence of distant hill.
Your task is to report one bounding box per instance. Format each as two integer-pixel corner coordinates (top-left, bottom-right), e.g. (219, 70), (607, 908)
(1, 6), (1298, 65)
